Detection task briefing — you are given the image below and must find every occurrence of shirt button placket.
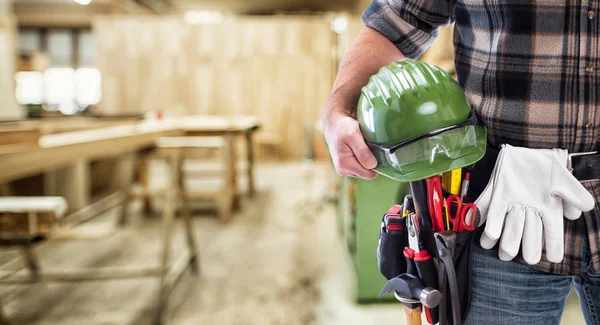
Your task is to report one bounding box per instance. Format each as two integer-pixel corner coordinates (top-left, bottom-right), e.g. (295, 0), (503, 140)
(589, 7), (599, 147)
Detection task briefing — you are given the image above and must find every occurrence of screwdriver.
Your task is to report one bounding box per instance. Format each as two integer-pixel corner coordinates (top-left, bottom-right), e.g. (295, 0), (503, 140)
(402, 195), (414, 218)
(409, 181), (432, 229)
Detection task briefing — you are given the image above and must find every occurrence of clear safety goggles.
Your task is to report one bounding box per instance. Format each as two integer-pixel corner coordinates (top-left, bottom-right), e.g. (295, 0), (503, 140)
(367, 113), (481, 173)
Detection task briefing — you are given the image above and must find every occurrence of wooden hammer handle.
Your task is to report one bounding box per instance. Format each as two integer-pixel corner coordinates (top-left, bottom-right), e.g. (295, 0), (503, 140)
(404, 305), (422, 325)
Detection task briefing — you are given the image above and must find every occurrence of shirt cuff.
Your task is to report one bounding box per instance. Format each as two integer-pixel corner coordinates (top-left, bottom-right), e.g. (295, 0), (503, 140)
(361, 1), (439, 59)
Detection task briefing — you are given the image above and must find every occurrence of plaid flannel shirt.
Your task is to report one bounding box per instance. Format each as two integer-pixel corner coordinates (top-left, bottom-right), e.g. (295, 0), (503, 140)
(362, 0), (600, 276)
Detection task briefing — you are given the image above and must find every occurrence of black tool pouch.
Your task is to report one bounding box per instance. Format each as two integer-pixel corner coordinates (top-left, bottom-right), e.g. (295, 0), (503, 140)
(445, 229), (477, 324)
(376, 144), (500, 324)
(377, 214), (409, 280)
(442, 144), (499, 324)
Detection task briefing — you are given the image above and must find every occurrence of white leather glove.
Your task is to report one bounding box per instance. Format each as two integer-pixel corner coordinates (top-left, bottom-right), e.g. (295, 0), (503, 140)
(475, 144), (595, 264)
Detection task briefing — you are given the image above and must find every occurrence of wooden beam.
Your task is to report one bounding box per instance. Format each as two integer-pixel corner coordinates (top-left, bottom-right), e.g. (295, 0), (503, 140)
(0, 125), (182, 184)
(131, 0), (169, 14)
(14, 3), (113, 28)
(110, 0), (156, 14)
(0, 126), (40, 147)
(59, 190), (123, 228)
(44, 159), (90, 213)
(14, 0), (159, 27)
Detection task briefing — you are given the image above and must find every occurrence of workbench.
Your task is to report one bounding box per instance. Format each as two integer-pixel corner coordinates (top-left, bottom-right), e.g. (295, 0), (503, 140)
(0, 115), (261, 324)
(0, 121), (187, 325)
(0, 122), (180, 184)
(177, 115), (261, 203)
(0, 115), (261, 213)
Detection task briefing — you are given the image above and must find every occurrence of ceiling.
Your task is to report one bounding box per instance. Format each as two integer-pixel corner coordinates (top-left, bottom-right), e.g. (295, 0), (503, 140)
(10, 0), (368, 27)
(13, 0), (366, 14)
(12, 0), (167, 27)
(171, 0), (362, 14)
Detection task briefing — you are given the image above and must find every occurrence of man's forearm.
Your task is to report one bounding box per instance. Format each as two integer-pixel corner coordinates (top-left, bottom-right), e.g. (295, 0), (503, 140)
(321, 26), (405, 180)
(324, 26), (405, 122)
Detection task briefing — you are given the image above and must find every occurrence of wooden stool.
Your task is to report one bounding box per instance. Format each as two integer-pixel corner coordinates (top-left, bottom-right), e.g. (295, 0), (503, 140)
(0, 197), (68, 276)
(0, 197), (67, 325)
(154, 136), (235, 222)
(119, 148), (200, 323)
(0, 179), (199, 325)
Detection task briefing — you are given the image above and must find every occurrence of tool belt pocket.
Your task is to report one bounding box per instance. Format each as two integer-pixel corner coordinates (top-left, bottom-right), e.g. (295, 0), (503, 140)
(435, 191), (478, 325)
(446, 229), (476, 324)
(377, 206), (409, 280)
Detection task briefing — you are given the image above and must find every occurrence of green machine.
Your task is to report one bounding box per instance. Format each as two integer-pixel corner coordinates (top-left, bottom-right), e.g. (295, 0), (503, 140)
(337, 175), (410, 302)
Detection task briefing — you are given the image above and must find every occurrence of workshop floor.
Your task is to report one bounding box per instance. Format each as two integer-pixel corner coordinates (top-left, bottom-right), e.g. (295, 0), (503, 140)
(0, 162), (586, 325)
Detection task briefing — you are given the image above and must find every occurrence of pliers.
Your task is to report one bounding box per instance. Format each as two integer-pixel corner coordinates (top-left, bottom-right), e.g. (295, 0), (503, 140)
(406, 214), (439, 324)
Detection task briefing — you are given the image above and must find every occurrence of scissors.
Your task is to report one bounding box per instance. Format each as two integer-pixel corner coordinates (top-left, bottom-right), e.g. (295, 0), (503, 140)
(426, 175), (445, 232)
(445, 195), (477, 232)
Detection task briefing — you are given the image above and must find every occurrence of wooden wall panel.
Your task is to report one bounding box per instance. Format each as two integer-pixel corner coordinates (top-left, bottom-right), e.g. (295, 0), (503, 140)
(0, 16), (23, 121)
(94, 16), (336, 158)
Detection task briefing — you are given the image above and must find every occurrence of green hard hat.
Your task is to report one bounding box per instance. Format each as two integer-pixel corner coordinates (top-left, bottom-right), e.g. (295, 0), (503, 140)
(357, 60), (487, 182)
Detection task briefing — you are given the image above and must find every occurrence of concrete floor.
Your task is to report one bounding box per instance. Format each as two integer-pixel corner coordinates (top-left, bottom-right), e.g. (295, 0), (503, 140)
(0, 162), (588, 325)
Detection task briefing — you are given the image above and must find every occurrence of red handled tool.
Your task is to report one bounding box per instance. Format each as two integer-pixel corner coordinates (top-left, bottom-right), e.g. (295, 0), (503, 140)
(415, 250), (438, 324)
(445, 195), (477, 232)
(404, 212), (418, 279)
(460, 172), (471, 200)
(426, 175), (445, 232)
(383, 205), (404, 233)
(406, 213), (439, 324)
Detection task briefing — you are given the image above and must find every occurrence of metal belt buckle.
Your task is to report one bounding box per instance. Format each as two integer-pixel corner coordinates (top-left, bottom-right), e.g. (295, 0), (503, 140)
(567, 151), (598, 173)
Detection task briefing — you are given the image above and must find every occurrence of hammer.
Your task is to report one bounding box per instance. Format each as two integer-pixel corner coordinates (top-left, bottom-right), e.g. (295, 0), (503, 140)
(379, 273), (442, 325)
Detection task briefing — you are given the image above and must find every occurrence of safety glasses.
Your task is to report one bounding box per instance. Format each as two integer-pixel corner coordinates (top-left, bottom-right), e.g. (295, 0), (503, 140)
(367, 112), (482, 174)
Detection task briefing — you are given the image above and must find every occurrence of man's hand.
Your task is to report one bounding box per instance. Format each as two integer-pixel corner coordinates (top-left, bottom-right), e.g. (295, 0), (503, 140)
(319, 26), (404, 180)
(323, 112), (378, 180)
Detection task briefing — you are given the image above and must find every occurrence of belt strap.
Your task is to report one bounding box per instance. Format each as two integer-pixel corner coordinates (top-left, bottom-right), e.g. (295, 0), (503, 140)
(472, 145), (600, 186)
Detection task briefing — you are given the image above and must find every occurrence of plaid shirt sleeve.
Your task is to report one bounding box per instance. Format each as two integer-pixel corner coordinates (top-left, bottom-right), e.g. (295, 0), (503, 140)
(361, 0), (456, 59)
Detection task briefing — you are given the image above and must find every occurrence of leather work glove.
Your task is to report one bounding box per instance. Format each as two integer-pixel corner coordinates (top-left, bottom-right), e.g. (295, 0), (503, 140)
(475, 144), (595, 264)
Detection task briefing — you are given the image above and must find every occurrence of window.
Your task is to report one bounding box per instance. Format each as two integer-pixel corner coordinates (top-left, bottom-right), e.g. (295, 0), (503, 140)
(15, 71), (43, 105)
(47, 30), (73, 67)
(15, 28), (101, 115)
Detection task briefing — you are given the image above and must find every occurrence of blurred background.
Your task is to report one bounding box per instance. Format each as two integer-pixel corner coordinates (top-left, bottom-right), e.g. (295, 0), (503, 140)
(0, 1), (581, 324)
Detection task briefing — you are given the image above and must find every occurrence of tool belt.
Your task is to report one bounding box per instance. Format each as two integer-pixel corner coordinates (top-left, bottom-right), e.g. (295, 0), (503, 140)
(377, 146), (501, 325)
(377, 199), (478, 324)
(377, 144), (600, 324)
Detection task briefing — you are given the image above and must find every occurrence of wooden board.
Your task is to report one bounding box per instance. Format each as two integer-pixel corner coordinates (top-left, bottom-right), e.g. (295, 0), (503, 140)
(0, 126), (40, 146)
(0, 15), (23, 122)
(0, 117), (140, 135)
(175, 115), (259, 133)
(93, 16), (335, 159)
(0, 123), (182, 184)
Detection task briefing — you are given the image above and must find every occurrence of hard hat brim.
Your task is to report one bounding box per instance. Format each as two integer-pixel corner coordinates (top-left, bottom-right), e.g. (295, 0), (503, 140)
(373, 125), (487, 182)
